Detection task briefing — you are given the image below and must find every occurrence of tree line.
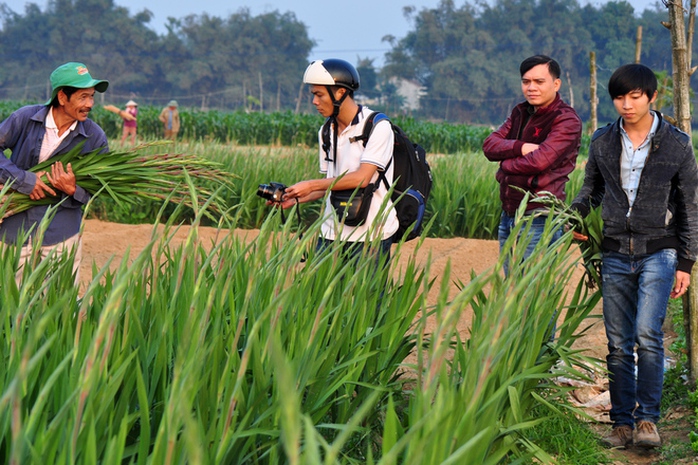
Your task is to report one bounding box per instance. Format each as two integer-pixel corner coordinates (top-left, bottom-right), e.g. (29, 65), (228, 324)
(384, 0), (678, 125)
(0, 0), (314, 112)
(0, 0), (688, 126)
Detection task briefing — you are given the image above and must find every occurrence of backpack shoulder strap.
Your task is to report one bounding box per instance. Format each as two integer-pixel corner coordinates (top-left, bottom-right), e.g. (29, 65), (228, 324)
(357, 112), (392, 189)
(378, 157), (393, 191)
(349, 111), (390, 146)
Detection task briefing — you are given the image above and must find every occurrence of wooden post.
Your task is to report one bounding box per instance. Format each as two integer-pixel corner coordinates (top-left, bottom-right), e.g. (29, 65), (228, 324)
(665, 0), (698, 383)
(668, 1), (692, 134)
(294, 80), (304, 114)
(589, 52), (598, 135)
(566, 71), (574, 107)
(689, 0), (696, 66)
(277, 82), (281, 112)
(259, 71), (264, 112)
(635, 26), (643, 63)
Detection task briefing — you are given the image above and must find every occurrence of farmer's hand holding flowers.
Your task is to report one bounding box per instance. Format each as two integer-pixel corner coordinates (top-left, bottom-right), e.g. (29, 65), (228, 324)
(29, 170), (57, 200)
(45, 161), (77, 196)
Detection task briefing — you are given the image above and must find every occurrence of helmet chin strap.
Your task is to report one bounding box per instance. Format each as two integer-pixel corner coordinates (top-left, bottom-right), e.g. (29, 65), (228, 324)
(326, 85), (350, 164)
(326, 85), (349, 118)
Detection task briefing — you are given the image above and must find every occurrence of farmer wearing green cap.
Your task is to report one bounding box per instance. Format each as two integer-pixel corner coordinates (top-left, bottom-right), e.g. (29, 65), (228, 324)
(0, 61), (109, 285)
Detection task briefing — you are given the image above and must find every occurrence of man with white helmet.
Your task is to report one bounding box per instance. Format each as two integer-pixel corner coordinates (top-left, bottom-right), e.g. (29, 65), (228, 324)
(280, 59), (398, 264)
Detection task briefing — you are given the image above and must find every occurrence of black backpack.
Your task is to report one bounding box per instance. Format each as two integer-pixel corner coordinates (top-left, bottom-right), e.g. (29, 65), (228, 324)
(322, 112), (432, 241)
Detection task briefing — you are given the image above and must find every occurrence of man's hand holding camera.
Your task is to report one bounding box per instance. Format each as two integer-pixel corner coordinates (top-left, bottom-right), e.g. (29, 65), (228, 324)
(282, 181), (321, 206)
(257, 179), (327, 209)
(257, 181), (288, 206)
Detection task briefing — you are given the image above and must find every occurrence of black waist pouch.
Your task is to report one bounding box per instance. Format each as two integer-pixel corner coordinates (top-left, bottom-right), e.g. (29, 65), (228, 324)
(330, 184), (377, 227)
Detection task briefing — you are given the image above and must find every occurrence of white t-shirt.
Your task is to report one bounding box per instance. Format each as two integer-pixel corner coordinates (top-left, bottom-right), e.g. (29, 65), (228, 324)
(40, 108), (77, 163)
(318, 106), (399, 242)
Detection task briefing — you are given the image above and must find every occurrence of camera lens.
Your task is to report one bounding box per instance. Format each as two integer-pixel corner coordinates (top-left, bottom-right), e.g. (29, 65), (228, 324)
(257, 182), (286, 202)
(257, 184), (274, 200)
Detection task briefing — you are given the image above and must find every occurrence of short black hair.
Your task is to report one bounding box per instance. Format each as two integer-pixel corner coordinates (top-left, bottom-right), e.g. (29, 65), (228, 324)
(608, 64), (657, 100)
(50, 86), (80, 107)
(520, 55), (561, 80)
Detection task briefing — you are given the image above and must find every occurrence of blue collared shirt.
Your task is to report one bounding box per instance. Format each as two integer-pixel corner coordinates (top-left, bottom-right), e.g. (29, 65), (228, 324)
(620, 111), (659, 209)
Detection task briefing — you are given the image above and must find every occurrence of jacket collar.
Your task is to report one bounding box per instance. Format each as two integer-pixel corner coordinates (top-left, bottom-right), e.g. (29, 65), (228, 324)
(611, 111), (668, 144)
(519, 92), (562, 115)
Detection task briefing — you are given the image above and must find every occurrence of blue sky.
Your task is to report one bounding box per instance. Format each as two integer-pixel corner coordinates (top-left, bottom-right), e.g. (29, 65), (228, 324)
(2, 0), (662, 66)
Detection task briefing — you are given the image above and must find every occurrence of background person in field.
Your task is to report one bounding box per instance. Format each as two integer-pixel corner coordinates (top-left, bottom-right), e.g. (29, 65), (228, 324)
(0, 62), (109, 285)
(278, 59), (398, 266)
(159, 99), (180, 140)
(482, 55), (582, 273)
(572, 64), (698, 450)
(104, 99), (138, 145)
(120, 100), (138, 145)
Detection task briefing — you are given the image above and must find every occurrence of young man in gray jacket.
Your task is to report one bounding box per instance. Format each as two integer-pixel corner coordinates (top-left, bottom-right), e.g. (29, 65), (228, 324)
(572, 63), (698, 449)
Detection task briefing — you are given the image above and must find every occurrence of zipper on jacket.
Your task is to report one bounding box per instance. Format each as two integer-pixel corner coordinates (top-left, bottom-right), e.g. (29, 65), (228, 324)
(626, 207), (634, 254)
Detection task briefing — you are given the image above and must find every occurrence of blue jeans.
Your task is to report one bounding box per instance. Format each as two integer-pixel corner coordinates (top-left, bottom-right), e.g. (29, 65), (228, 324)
(602, 249), (677, 427)
(498, 211), (563, 276)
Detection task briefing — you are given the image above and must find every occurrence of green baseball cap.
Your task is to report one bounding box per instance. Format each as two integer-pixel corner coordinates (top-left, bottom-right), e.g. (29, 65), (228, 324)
(45, 62), (109, 105)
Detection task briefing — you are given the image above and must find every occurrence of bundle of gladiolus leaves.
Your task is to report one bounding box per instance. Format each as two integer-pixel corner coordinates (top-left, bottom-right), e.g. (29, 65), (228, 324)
(526, 190), (603, 290)
(0, 142), (236, 222)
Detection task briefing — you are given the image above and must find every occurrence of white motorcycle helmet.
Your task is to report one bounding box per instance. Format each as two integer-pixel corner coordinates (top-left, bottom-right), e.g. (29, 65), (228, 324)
(303, 59), (360, 91)
(304, 59), (362, 162)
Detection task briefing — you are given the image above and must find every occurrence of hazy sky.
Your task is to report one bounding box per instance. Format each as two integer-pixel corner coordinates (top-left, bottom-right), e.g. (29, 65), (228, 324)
(2, 0), (663, 65)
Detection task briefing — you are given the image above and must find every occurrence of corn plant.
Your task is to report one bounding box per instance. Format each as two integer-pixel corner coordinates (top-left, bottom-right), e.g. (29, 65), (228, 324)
(1, 100), (495, 152)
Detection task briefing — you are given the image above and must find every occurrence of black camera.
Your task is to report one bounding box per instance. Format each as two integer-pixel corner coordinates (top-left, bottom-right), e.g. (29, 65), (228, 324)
(257, 182), (287, 203)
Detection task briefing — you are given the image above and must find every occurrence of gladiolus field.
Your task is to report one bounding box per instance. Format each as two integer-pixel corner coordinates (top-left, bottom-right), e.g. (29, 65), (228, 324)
(1, 107), (625, 464)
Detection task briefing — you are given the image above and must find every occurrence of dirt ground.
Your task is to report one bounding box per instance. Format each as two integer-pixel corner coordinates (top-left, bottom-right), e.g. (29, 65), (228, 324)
(80, 219), (695, 464)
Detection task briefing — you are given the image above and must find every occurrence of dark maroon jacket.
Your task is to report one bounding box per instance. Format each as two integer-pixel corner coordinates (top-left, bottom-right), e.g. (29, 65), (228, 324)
(483, 93), (582, 215)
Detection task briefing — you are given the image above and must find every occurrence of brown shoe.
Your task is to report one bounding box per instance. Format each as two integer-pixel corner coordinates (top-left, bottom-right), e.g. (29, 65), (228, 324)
(601, 425), (633, 448)
(635, 420), (661, 449)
